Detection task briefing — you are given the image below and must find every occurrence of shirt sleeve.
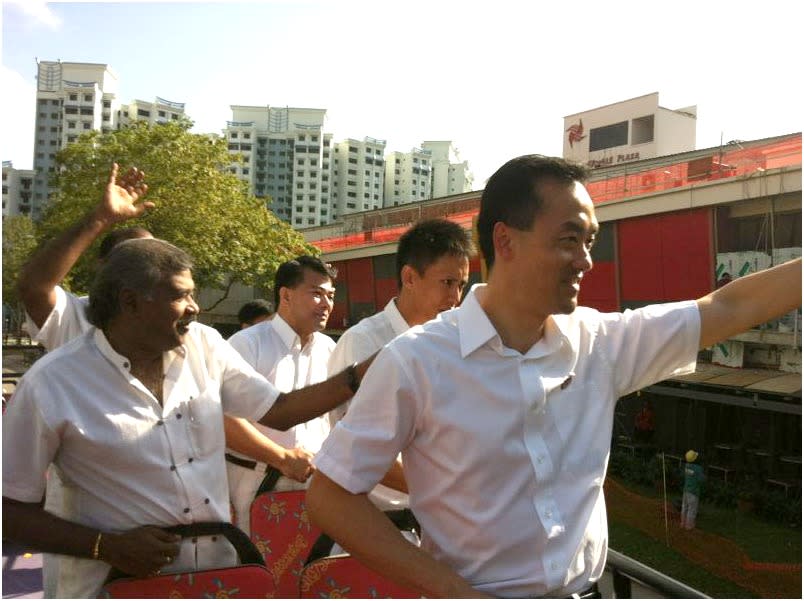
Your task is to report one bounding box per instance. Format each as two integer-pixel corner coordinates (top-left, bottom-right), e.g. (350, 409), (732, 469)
(205, 328), (279, 422)
(2, 375), (60, 503)
(314, 343), (419, 494)
(25, 287), (91, 352)
(598, 300), (700, 397)
(327, 328), (376, 424)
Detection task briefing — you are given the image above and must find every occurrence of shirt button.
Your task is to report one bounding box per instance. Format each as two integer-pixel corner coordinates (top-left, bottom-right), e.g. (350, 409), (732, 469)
(183, 507), (190, 514)
(176, 413), (182, 419)
(123, 362), (129, 368)
(537, 455), (545, 464)
(188, 457), (194, 463)
(204, 498), (210, 504)
(546, 510), (553, 519)
(156, 420), (164, 426)
(170, 465), (176, 471)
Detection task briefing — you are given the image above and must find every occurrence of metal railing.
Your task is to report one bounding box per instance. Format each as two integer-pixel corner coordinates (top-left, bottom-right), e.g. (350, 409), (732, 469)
(606, 548), (709, 598)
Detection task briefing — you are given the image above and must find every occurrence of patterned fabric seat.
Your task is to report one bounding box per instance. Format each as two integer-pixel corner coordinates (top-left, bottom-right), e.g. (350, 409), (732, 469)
(299, 554), (421, 598)
(100, 564), (275, 598)
(249, 490), (323, 598)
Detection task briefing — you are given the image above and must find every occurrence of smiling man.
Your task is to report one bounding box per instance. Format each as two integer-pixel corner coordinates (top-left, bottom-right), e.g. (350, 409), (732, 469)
(223, 256), (337, 535)
(306, 155), (802, 598)
(2, 240), (369, 598)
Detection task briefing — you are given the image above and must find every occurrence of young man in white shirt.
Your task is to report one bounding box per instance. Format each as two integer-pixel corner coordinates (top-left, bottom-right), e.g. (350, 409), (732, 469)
(327, 218), (473, 510)
(2, 239), (370, 598)
(306, 155), (802, 598)
(224, 256), (337, 535)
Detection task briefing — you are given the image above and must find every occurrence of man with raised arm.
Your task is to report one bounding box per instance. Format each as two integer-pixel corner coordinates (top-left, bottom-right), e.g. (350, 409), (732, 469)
(306, 155), (802, 598)
(16, 163), (153, 597)
(18, 163), (153, 352)
(3, 238), (371, 598)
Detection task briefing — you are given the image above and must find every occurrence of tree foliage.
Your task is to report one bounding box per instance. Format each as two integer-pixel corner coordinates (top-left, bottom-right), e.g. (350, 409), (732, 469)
(2, 214), (38, 310)
(37, 121), (317, 309)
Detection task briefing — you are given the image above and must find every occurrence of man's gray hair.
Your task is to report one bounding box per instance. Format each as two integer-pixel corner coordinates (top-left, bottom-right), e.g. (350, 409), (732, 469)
(87, 238), (194, 330)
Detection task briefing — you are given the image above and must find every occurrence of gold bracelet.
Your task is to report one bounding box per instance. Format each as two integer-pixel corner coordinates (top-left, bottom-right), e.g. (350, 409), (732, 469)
(91, 531), (103, 560)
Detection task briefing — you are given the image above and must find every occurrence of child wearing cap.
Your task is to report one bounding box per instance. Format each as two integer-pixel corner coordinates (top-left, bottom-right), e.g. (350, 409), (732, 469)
(681, 450), (705, 530)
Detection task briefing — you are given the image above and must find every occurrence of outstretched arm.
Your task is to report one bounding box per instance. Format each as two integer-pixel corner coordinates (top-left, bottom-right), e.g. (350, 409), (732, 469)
(17, 163), (153, 328)
(306, 472), (486, 598)
(223, 415), (313, 482)
(697, 258), (801, 349)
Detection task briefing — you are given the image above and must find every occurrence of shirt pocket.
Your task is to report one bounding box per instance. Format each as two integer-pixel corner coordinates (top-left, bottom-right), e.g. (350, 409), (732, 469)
(186, 384), (225, 459)
(549, 384), (611, 476)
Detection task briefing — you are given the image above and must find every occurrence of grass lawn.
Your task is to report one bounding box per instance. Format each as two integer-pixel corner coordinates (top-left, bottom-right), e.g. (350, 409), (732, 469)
(608, 520), (755, 598)
(614, 477), (801, 564)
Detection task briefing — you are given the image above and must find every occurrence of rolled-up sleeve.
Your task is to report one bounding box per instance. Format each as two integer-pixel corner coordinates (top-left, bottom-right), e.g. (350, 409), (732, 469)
(314, 344), (419, 494)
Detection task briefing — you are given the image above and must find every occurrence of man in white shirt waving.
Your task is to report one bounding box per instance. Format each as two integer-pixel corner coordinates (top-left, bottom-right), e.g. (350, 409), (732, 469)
(327, 218), (473, 509)
(224, 256), (337, 535)
(307, 155), (802, 598)
(3, 238), (370, 598)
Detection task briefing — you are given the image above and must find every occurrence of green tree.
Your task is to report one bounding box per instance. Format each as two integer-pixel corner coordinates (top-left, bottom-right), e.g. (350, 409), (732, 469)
(2, 214), (38, 331)
(36, 120), (317, 309)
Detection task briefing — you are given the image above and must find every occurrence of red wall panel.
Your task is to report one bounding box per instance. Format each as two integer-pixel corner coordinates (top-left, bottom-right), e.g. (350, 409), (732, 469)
(374, 278), (397, 309)
(619, 209), (712, 302)
(578, 261), (618, 312)
(346, 258), (375, 303)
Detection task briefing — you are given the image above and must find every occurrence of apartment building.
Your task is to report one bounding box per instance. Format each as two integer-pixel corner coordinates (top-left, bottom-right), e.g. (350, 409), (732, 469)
(224, 106), (331, 227)
(117, 97), (187, 128)
(30, 60), (120, 220)
(421, 140), (474, 198)
(383, 147), (432, 208)
(2, 162), (35, 217)
(332, 137), (386, 220)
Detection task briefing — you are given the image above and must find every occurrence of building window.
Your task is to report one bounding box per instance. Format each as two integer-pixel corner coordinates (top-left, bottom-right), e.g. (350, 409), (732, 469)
(69, 94), (78, 101)
(84, 94), (92, 102)
(137, 109), (150, 117)
(631, 115), (655, 145)
(589, 121), (629, 152)
(158, 111), (166, 117)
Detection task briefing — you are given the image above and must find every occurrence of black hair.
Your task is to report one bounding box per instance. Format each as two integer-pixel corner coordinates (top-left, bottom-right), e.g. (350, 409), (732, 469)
(237, 299), (273, 325)
(273, 255), (337, 308)
(477, 155), (588, 269)
(98, 226), (152, 260)
(395, 218), (474, 288)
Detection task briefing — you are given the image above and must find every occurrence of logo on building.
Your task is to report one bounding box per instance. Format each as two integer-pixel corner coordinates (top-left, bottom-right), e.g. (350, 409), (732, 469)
(566, 119), (586, 148)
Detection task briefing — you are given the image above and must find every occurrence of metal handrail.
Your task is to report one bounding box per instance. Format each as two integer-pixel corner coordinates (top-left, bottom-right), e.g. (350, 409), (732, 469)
(606, 548), (710, 598)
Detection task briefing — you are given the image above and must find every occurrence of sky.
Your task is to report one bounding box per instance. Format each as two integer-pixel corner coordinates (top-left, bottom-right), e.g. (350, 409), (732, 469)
(2, 0), (802, 188)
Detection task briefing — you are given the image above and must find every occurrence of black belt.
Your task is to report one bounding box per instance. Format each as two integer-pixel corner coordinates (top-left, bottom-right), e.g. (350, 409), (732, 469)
(565, 582), (600, 599)
(225, 453), (283, 495)
(225, 452), (266, 471)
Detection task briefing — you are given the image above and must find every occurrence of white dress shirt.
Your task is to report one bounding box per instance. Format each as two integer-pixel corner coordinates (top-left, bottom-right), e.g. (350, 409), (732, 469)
(24, 285), (90, 352)
(22, 284), (91, 596)
(327, 298), (412, 511)
(315, 284), (700, 598)
(225, 315), (334, 531)
(3, 322), (279, 598)
(327, 297), (411, 422)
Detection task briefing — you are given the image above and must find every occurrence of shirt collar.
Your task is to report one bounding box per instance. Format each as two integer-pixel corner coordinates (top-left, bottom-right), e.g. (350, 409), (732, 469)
(457, 284), (574, 359)
(383, 298), (412, 337)
(271, 313), (302, 351)
(457, 285), (501, 358)
(91, 327), (186, 373)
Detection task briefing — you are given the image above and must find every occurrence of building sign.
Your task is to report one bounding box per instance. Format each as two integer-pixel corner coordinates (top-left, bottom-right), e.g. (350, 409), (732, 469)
(566, 120), (586, 148)
(588, 151), (641, 169)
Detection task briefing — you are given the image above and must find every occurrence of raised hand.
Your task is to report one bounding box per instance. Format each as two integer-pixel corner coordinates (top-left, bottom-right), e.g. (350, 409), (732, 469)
(95, 162), (155, 225)
(100, 525), (181, 578)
